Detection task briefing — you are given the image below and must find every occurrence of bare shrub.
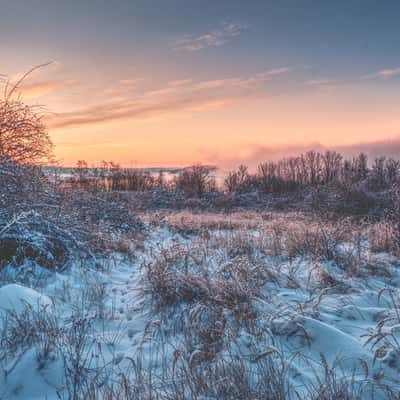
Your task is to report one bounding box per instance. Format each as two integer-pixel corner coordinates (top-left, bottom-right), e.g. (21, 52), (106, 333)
(0, 184), (144, 271)
(366, 289), (400, 367)
(177, 304), (227, 363)
(268, 220), (286, 257)
(170, 349), (287, 400)
(174, 165), (216, 197)
(336, 185), (377, 216)
(0, 160), (49, 211)
(368, 220), (399, 254)
(159, 210), (267, 234)
(306, 355), (365, 400)
(0, 303), (60, 370)
(285, 220), (351, 263)
(0, 211), (74, 270)
(58, 313), (98, 400)
(0, 67), (53, 165)
(142, 242), (263, 324)
(0, 100), (52, 164)
(144, 255), (256, 313)
(224, 164), (254, 193)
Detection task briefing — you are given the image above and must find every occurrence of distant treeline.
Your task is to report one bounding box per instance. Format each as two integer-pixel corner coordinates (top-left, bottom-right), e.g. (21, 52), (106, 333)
(225, 151), (398, 193)
(64, 151), (400, 196)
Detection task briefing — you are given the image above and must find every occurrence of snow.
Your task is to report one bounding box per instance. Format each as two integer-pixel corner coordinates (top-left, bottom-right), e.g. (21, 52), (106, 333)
(0, 284), (52, 315)
(0, 349), (64, 400)
(1, 219), (400, 398)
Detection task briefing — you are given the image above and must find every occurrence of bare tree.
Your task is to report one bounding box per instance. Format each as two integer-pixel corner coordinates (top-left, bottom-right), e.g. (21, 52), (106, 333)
(353, 152), (368, 182)
(322, 150), (343, 184)
(175, 165), (216, 197)
(385, 158), (400, 186)
(75, 160), (89, 188)
(224, 164), (251, 193)
(0, 65), (53, 164)
(303, 150), (322, 185)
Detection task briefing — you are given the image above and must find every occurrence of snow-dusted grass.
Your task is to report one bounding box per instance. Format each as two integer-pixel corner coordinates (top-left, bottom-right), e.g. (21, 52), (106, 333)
(1, 211), (400, 399)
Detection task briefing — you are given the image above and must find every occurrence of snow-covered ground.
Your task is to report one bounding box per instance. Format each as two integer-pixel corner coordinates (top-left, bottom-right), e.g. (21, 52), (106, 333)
(1, 215), (400, 399)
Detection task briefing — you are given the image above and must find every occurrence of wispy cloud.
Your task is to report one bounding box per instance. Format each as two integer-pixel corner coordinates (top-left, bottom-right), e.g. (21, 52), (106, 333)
(118, 78), (144, 86)
(303, 79), (338, 90)
(168, 79), (193, 87)
(174, 22), (246, 52)
(20, 79), (77, 98)
(362, 67), (400, 80)
(258, 67), (291, 77)
(305, 79), (335, 86)
(47, 67), (291, 129)
(192, 67), (290, 90)
(46, 96), (237, 129)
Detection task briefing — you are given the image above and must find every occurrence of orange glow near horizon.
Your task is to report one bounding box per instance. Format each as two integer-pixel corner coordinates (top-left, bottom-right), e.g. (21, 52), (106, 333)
(3, 61), (400, 169)
(47, 84), (400, 168)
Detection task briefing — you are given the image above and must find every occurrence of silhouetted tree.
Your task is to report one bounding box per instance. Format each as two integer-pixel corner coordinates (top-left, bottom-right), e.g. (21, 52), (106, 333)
(175, 165), (216, 197)
(0, 66), (53, 165)
(322, 151), (342, 184)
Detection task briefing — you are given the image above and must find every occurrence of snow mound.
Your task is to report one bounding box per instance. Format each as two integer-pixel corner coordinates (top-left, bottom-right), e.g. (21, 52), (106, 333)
(0, 284), (52, 315)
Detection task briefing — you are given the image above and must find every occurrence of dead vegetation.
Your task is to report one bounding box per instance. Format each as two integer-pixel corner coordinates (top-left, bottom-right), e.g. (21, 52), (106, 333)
(2, 206), (400, 398)
(142, 242), (262, 322)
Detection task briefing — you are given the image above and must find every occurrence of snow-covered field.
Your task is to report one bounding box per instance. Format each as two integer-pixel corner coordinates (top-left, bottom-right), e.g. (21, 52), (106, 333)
(1, 211), (400, 399)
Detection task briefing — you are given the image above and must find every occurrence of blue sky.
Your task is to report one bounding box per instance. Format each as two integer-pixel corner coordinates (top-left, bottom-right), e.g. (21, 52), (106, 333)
(3, 1), (399, 72)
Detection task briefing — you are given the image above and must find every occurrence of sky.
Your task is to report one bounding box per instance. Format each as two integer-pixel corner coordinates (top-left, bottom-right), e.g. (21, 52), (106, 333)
(1, 0), (400, 168)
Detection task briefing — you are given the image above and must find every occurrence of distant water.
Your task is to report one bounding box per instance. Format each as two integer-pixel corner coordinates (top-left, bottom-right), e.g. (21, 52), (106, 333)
(43, 166), (229, 186)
